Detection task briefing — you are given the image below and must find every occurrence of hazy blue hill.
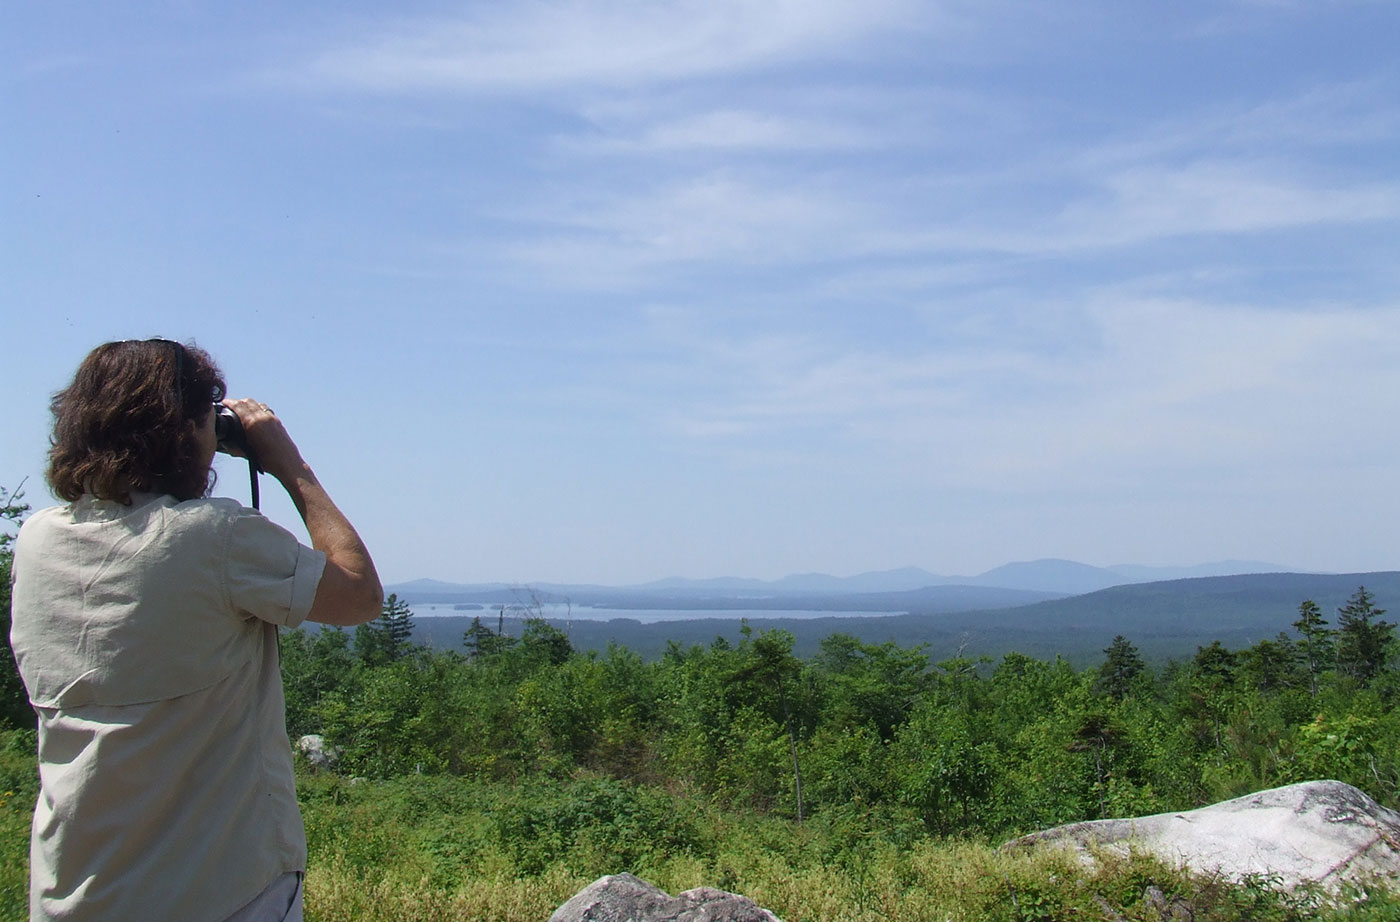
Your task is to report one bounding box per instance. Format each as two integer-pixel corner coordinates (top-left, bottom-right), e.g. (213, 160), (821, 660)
(966, 558), (1125, 594)
(386, 577), (1038, 609)
(1106, 560), (1298, 581)
(390, 581), (613, 605)
(390, 578), (505, 593)
(638, 575), (775, 591)
(634, 567), (947, 594)
(387, 559), (1301, 605)
(575, 584), (1063, 613)
(943, 570), (1400, 663)
(389, 580), (511, 602)
(406, 570), (1400, 666)
(1001, 571), (1400, 635)
(771, 567), (947, 592)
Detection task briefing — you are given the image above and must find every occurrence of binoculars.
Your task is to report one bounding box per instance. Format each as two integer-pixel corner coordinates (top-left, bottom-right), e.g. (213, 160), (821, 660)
(213, 404), (261, 471)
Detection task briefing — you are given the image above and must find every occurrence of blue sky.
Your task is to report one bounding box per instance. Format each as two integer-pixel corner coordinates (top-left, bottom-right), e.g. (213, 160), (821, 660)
(4, 1), (1399, 585)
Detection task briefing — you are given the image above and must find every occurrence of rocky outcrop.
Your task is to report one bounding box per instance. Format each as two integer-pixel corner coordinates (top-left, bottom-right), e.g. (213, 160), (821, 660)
(1007, 780), (1400, 891)
(548, 873), (783, 922)
(296, 734), (340, 772)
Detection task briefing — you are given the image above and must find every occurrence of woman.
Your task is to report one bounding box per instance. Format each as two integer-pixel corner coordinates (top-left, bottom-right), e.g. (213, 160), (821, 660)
(10, 339), (382, 922)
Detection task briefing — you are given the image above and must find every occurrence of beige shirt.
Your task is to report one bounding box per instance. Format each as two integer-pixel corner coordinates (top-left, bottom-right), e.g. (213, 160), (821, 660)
(10, 492), (326, 922)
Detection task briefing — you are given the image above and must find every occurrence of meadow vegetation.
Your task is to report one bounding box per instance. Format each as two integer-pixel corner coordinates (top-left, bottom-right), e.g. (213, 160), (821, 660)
(299, 589), (1397, 919)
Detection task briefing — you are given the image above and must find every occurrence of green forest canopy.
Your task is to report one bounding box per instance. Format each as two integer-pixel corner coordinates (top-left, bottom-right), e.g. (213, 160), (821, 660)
(276, 586), (1399, 841)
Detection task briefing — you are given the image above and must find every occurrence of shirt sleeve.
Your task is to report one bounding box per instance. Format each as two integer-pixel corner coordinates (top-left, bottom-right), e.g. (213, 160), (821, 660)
(224, 507), (327, 628)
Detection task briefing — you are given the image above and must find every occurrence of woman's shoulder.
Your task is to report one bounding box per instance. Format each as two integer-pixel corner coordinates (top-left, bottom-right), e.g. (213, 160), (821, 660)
(171, 495), (247, 517)
(15, 504), (68, 546)
(162, 496), (268, 540)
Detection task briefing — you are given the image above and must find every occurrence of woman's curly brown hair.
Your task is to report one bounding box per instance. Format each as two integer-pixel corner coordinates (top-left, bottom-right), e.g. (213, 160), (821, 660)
(47, 339), (227, 504)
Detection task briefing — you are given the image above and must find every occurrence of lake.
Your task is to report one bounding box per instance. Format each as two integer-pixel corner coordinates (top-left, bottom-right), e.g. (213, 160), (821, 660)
(410, 602), (904, 624)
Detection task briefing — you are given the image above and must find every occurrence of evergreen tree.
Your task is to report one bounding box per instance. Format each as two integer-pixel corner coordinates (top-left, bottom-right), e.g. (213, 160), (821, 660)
(1097, 635), (1145, 700)
(1188, 641), (1238, 756)
(1335, 586), (1394, 684)
(462, 615), (516, 659)
(380, 593), (414, 659)
(1292, 599), (1333, 697)
(1193, 640), (1238, 684)
(351, 621), (380, 664)
(355, 593), (415, 665)
(1240, 633), (1300, 693)
(463, 616), (492, 659)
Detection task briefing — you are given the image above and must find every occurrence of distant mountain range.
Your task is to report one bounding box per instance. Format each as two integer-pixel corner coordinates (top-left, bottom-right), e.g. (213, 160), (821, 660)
(404, 569), (1400, 667)
(387, 558), (1301, 604)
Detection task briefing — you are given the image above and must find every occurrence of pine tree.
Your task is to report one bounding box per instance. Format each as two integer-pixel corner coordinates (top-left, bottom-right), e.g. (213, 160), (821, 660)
(1097, 635), (1145, 700)
(1335, 586), (1394, 684)
(1241, 633), (1300, 693)
(1292, 599), (1333, 696)
(355, 593), (415, 665)
(379, 593), (414, 662)
(1189, 641), (1238, 757)
(463, 616), (492, 659)
(1193, 641), (1238, 684)
(462, 615), (516, 659)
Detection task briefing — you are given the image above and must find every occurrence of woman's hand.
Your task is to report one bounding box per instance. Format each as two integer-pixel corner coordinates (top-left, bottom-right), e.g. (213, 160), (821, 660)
(221, 398), (305, 485)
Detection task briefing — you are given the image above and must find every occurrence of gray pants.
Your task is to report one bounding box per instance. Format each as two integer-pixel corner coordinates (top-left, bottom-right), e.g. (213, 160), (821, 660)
(223, 872), (303, 922)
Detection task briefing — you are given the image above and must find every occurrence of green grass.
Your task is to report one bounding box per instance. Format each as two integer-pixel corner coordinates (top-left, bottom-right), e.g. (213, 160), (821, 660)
(294, 768), (1400, 922)
(1, 730), (38, 921)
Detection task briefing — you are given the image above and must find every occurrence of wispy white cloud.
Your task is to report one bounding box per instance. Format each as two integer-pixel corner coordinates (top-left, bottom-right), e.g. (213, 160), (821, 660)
(497, 170), (873, 283)
(647, 300), (1400, 496)
(292, 0), (920, 93)
(486, 155), (1400, 290)
(274, 1), (1400, 285)
(554, 79), (1000, 156)
(1221, 80), (1400, 148)
(1074, 80), (1400, 169)
(462, 72), (1400, 286)
(1044, 161), (1400, 249)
